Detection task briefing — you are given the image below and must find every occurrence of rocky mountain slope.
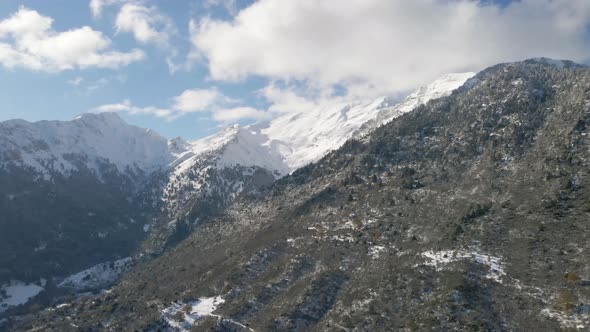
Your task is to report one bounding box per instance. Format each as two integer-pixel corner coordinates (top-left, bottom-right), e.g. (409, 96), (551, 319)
(17, 59), (590, 331)
(146, 72), (474, 253)
(0, 72), (473, 319)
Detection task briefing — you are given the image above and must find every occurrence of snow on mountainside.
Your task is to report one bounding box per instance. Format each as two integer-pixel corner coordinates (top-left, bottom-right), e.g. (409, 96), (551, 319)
(154, 72), (475, 227)
(0, 73), (475, 257)
(156, 124), (283, 231)
(259, 97), (394, 173)
(0, 112), (173, 179)
(172, 72), (475, 178)
(257, 73), (476, 173)
(0, 71), (477, 312)
(58, 257), (133, 292)
(353, 73), (477, 138)
(0, 72), (474, 184)
(171, 125), (287, 177)
(149, 73), (477, 250)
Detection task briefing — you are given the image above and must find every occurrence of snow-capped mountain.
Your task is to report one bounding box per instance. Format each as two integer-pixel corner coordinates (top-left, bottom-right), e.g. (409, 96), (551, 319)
(0, 112), (173, 180)
(23, 59), (590, 332)
(0, 71), (475, 313)
(353, 73), (477, 138)
(0, 113), (177, 293)
(0, 71), (472, 187)
(144, 72), (475, 253)
(0, 71), (475, 189)
(169, 72), (475, 179)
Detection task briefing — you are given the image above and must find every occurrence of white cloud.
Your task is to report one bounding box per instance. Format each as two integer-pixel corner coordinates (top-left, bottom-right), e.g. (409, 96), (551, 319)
(0, 7), (144, 72)
(93, 99), (174, 119)
(90, 0), (128, 18)
(90, 0), (104, 17)
(191, 0), (590, 99)
(262, 84), (327, 114)
(212, 106), (270, 122)
(172, 88), (222, 113)
(113, 2), (183, 73)
(115, 3), (174, 47)
(67, 77), (83, 86)
(93, 87), (242, 121)
(187, 19), (203, 62)
(86, 77), (111, 91)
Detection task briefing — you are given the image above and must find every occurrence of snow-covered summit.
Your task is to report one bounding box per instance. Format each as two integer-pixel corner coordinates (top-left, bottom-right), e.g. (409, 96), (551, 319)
(259, 72), (475, 173)
(0, 72), (475, 182)
(259, 97), (396, 173)
(172, 72), (475, 177)
(354, 72), (476, 138)
(0, 112), (173, 178)
(171, 124), (287, 177)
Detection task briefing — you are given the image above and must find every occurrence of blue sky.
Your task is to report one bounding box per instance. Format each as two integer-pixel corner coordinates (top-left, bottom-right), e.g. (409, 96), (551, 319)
(0, 0), (261, 139)
(0, 0), (588, 140)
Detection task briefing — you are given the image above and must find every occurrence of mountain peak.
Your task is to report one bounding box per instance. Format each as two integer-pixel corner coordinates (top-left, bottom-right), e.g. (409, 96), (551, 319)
(353, 72), (476, 139)
(168, 136), (190, 155)
(0, 111), (173, 178)
(171, 71), (476, 177)
(73, 112), (125, 125)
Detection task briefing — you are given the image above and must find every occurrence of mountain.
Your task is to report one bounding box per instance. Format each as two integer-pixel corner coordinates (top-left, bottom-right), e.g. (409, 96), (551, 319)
(353, 73), (477, 139)
(0, 112), (173, 179)
(144, 72), (475, 253)
(0, 113), (173, 308)
(159, 73), (475, 178)
(145, 125), (282, 254)
(166, 72), (476, 178)
(17, 59), (590, 331)
(0, 71), (474, 319)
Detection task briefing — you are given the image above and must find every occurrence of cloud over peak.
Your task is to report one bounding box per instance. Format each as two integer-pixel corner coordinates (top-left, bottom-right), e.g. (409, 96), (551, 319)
(212, 106), (270, 122)
(172, 88), (222, 113)
(191, 0), (590, 98)
(94, 87), (269, 122)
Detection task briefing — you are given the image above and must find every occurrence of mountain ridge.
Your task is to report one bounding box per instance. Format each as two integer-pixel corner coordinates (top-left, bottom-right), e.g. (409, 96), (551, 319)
(0, 112), (173, 180)
(0, 69), (485, 323)
(15, 59), (590, 331)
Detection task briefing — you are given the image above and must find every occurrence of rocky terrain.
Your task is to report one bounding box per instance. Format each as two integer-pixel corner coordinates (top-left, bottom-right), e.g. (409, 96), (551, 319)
(10, 59), (590, 331)
(0, 72), (471, 322)
(145, 72), (474, 255)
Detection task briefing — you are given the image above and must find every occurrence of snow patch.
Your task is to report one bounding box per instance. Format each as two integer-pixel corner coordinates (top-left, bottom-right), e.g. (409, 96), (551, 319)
(419, 249), (506, 282)
(541, 308), (589, 330)
(331, 235), (355, 243)
(368, 246), (386, 259)
(58, 257), (132, 291)
(0, 280), (44, 312)
(161, 296), (225, 331)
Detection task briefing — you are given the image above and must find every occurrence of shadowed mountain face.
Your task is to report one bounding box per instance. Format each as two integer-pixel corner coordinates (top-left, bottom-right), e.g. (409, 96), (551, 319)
(0, 113), (171, 287)
(18, 60), (590, 331)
